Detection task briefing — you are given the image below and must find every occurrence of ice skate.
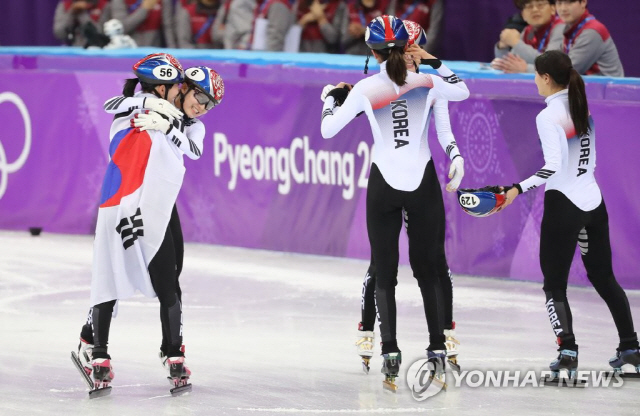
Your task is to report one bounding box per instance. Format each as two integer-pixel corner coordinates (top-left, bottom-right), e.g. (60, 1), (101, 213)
(71, 339), (112, 398)
(426, 350), (447, 390)
(609, 349), (640, 378)
(541, 349), (585, 387)
(444, 325), (461, 373)
(76, 338), (94, 379)
(355, 327), (375, 374)
(167, 354), (192, 396)
(88, 358), (114, 398)
(381, 352), (401, 392)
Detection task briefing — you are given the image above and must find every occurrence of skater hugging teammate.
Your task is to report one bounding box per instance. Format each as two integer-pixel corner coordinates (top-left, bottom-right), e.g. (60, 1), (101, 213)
(500, 50), (640, 383)
(72, 53), (224, 397)
(352, 20), (462, 385)
(320, 15), (469, 391)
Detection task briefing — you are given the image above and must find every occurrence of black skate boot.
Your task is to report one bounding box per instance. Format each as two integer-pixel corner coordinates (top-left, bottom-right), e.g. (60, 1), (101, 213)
(609, 349), (640, 378)
(71, 338), (112, 398)
(426, 350), (447, 390)
(87, 357), (114, 398)
(381, 352), (401, 392)
(542, 349), (584, 387)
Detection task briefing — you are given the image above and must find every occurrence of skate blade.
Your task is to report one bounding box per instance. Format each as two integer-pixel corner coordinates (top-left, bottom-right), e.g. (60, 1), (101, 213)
(71, 351), (94, 389)
(88, 386), (112, 399)
(361, 357), (370, 374)
(429, 374), (448, 391)
(447, 358), (461, 373)
(619, 372), (640, 379)
(170, 383), (192, 397)
(383, 377), (398, 392)
(540, 375), (586, 388)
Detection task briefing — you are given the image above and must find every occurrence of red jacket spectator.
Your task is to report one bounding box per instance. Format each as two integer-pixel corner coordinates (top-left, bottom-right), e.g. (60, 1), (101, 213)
(390, 0), (442, 53)
(296, 0), (346, 53)
(53, 0), (111, 46)
(175, 0), (229, 49)
(341, 0), (390, 55)
(111, 0), (176, 47)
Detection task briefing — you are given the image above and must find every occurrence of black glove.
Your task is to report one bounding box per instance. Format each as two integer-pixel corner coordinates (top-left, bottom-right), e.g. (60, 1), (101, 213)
(459, 185), (512, 194)
(326, 84), (352, 106)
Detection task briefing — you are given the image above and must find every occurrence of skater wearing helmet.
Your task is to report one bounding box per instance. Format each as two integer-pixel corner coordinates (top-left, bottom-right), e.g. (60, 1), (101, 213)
(500, 50), (639, 383)
(349, 20), (462, 377)
(320, 15), (469, 391)
(72, 53), (224, 397)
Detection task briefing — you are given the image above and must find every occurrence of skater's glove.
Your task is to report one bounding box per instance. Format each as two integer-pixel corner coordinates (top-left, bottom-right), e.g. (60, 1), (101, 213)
(132, 111), (171, 134)
(143, 97), (183, 121)
(446, 156), (464, 192)
(326, 84), (352, 107)
(321, 84), (335, 102)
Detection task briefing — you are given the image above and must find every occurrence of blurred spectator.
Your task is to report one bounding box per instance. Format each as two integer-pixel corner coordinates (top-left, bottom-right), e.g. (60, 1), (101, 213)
(388, 0), (442, 54)
(251, 0), (297, 51)
(493, 0), (564, 73)
(556, 0), (623, 76)
(111, 0), (176, 48)
(503, 8), (528, 32)
(175, 0), (228, 49)
(224, 0), (296, 51)
(103, 18), (138, 48)
(296, 0), (346, 53)
(53, 0), (112, 46)
(341, 0), (389, 55)
(223, 0), (255, 49)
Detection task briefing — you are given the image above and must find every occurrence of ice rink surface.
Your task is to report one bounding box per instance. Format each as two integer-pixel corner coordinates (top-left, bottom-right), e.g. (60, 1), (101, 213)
(1, 230), (639, 415)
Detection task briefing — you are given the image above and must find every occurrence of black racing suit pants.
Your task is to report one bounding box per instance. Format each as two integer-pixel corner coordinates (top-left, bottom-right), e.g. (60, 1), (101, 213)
(366, 161), (447, 353)
(81, 205), (186, 359)
(540, 190), (637, 352)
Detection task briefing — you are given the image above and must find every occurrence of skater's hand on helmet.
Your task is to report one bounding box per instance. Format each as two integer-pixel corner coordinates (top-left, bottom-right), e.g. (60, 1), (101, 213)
(132, 111), (171, 134)
(446, 156), (464, 192)
(500, 187), (520, 210)
(406, 44), (429, 60)
(144, 97), (183, 121)
(498, 186), (520, 211)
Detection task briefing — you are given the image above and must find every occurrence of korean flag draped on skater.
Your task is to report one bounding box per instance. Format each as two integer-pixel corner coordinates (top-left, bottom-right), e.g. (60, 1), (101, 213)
(91, 53), (187, 307)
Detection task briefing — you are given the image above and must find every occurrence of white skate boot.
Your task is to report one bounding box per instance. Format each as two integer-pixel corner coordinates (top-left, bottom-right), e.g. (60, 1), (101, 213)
(356, 326), (375, 374)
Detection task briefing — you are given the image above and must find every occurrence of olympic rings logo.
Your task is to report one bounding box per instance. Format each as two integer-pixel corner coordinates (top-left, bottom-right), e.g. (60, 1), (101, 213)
(0, 92), (32, 199)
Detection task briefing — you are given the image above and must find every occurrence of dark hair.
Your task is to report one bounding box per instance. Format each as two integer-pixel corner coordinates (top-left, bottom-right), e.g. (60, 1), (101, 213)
(515, 0), (555, 9)
(375, 47), (407, 87)
(122, 78), (170, 98)
(534, 50), (590, 137)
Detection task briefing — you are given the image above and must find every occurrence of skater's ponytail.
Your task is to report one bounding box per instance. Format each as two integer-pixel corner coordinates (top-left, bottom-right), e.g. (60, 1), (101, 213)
(376, 47), (408, 87)
(122, 78), (139, 97)
(535, 50), (590, 137)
